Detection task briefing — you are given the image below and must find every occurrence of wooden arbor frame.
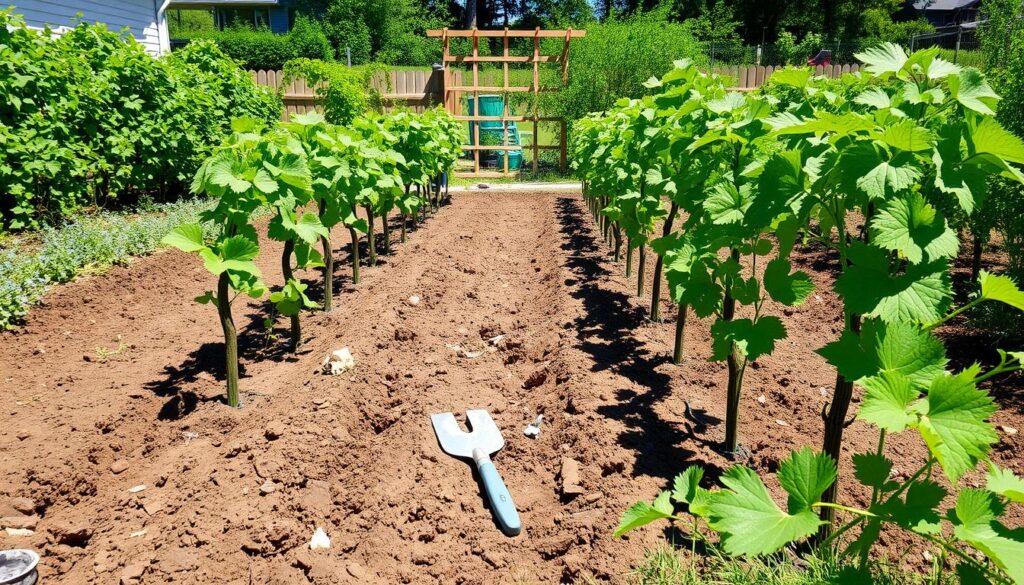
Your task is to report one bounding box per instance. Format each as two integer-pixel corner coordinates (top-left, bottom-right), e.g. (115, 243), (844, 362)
(426, 28), (585, 177)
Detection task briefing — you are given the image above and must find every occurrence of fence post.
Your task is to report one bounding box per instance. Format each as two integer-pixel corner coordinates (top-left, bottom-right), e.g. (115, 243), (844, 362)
(756, 44), (762, 66)
(954, 26), (962, 64)
(346, 46), (351, 67)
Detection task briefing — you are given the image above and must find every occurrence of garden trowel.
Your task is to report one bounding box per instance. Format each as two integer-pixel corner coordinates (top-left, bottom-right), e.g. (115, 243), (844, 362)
(431, 409), (522, 537)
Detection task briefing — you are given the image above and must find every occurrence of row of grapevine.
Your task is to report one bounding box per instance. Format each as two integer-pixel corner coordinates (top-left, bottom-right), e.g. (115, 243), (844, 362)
(571, 46), (1024, 582)
(163, 107), (463, 407)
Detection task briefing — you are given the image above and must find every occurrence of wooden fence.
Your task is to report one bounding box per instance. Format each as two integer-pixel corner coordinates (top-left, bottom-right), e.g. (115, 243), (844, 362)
(713, 63), (862, 90)
(249, 69), (448, 120)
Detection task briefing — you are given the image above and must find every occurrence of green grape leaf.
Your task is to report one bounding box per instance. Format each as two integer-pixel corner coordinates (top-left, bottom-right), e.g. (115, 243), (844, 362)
(252, 169), (278, 194)
(778, 448), (837, 512)
(851, 452), (894, 491)
(979, 271), (1024, 311)
(971, 117), (1024, 165)
(870, 192), (958, 264)
(707, 466), (824, 556)
(987, 465), (1024, 503)
(194, 291), (218, 307)
(887, 479), (946, 535)
(710, 316), (787, 362)
(948, 69), (1000, 116)
(858, 371), (918, 432)
(854, 87), (892, 110)
(613, 491), (675, 538)
(763, 258), (814, 306)
(817, 319), (947, 386)
(856, 154), (922, 201)
(855, 43), (909, 77)
(951, 489), (1024, 584)
(161, 224), (206, 253)
(915, 372), (998, 483)
(671, 466), (705, 505)
(209, 158), (251, 193)
(834, 243), (951, 324)
(879, 121), (935, 153)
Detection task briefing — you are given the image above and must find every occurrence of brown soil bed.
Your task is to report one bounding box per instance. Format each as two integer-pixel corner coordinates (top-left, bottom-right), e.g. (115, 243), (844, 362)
(0, 192), (1021, 584)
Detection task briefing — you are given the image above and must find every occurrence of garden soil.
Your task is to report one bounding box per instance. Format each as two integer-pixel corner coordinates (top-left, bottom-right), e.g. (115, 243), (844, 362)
(1, 192), (1021, 584)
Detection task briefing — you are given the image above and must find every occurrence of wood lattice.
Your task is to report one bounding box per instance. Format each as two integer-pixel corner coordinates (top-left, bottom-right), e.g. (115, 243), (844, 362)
(426, 28), (585, 178)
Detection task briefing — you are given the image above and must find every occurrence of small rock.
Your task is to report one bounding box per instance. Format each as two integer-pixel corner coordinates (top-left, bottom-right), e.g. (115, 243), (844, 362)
(407, 295), (420, 306)
(322, 347), (355, 376)
(922, 550), (934, 563)
(4, 527), (33, 537)
(584, 492), (603, 504)
(120, 563), (146, 584)
(775, 419), (789, 427)
(346, 562), (367, 579)
(259, 480), (277, 495)
(10, 497), (34, 514)
(15, 430), (30, 441)
(50, 520), (93, 547)
(127, 485), (146, 494)
(1, 515), (38, 530)
(264, 420), (286, 441)
(560, 457), (585, 496)
(756, 394), (767, 404)
(309, 527), (331, 550)
(142, 499), (164, 516)
(1001, 425), (1018, 436)
(110, 459), (130, 474)
(393, 327), (416, 342)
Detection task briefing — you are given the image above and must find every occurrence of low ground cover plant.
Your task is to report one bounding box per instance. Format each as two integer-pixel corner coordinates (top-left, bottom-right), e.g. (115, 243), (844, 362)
(572, 46), (1024, 581)
(0, 199), (215, 329)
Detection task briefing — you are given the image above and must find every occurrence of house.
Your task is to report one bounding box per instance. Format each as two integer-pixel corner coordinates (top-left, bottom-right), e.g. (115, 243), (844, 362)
(903, 0), (982, 27)
(11, 0), (293, 57)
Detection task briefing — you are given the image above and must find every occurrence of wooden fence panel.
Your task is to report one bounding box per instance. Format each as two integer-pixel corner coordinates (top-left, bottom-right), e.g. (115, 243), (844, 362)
(249, 68), (445, 120)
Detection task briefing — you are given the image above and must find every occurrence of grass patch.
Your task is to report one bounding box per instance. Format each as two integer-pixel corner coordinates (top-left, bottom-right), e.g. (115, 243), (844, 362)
(575, 545), (951, 585)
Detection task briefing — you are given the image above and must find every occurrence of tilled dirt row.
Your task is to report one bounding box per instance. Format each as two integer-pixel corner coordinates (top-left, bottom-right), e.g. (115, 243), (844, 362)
(2, 191), (1022, 585)
(0, 193), (677, 584)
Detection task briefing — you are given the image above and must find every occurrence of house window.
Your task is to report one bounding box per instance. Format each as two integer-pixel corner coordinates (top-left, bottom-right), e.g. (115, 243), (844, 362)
(215, 8), (272, 30)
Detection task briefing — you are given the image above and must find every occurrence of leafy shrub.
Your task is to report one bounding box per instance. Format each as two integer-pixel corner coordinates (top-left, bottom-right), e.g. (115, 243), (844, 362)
(0, 9), (281, 231)
(282, 59), (386, 124)
(541, 13), (704, 131)
(177, 16), (333, 70)
(775, 31), (823, 65)
(0, 199), (215, 328)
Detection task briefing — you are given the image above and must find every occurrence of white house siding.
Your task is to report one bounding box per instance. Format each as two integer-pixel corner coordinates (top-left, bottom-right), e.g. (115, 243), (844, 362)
(11, 0), (169, 56)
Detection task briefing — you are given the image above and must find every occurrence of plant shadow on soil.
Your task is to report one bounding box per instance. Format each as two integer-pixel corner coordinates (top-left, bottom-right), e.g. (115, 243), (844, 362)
(554, 196), (724, 484)
(144, 212), (440, 421)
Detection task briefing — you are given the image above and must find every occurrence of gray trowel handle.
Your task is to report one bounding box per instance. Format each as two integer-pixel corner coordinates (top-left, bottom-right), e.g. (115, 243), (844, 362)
(472, 448), (522, 537)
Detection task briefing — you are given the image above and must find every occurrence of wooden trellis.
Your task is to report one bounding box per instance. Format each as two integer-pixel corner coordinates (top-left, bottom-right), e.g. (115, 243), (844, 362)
(426, 28), (585, 177)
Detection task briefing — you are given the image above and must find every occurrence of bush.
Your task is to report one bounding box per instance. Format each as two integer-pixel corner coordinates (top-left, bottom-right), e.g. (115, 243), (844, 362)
(542, 13), (705, 130)
(282, 59), (387, 124)
(178, 16), (333, 70)
(0, 9), (282, 231)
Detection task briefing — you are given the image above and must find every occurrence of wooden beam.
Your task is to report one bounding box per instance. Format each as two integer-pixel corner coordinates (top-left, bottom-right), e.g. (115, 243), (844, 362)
(446, 55), (562, 63)
(428, 29), (586, 38)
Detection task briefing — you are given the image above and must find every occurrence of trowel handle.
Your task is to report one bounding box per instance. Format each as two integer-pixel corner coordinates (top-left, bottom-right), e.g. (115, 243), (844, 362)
(474, 452), (521, 537)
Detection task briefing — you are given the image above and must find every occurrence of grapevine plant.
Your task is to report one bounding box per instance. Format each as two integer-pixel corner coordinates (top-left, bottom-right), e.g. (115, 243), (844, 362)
(162, 119), (275, 407)
(572, 48), (1024, 580)
(163, 108), (462, 406)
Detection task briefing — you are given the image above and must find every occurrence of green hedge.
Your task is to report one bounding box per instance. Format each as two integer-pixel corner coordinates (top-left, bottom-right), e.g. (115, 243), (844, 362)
(176, 17), (333, 70)
(0, 9), (282, 231)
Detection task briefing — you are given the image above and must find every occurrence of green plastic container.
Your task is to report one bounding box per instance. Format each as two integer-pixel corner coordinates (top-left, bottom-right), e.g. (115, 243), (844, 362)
(496, 149), (524, 170)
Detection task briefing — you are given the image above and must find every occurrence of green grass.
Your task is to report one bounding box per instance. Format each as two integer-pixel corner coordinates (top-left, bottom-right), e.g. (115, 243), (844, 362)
(574, 545), (952, 585)
(448, 169), (576, 186)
